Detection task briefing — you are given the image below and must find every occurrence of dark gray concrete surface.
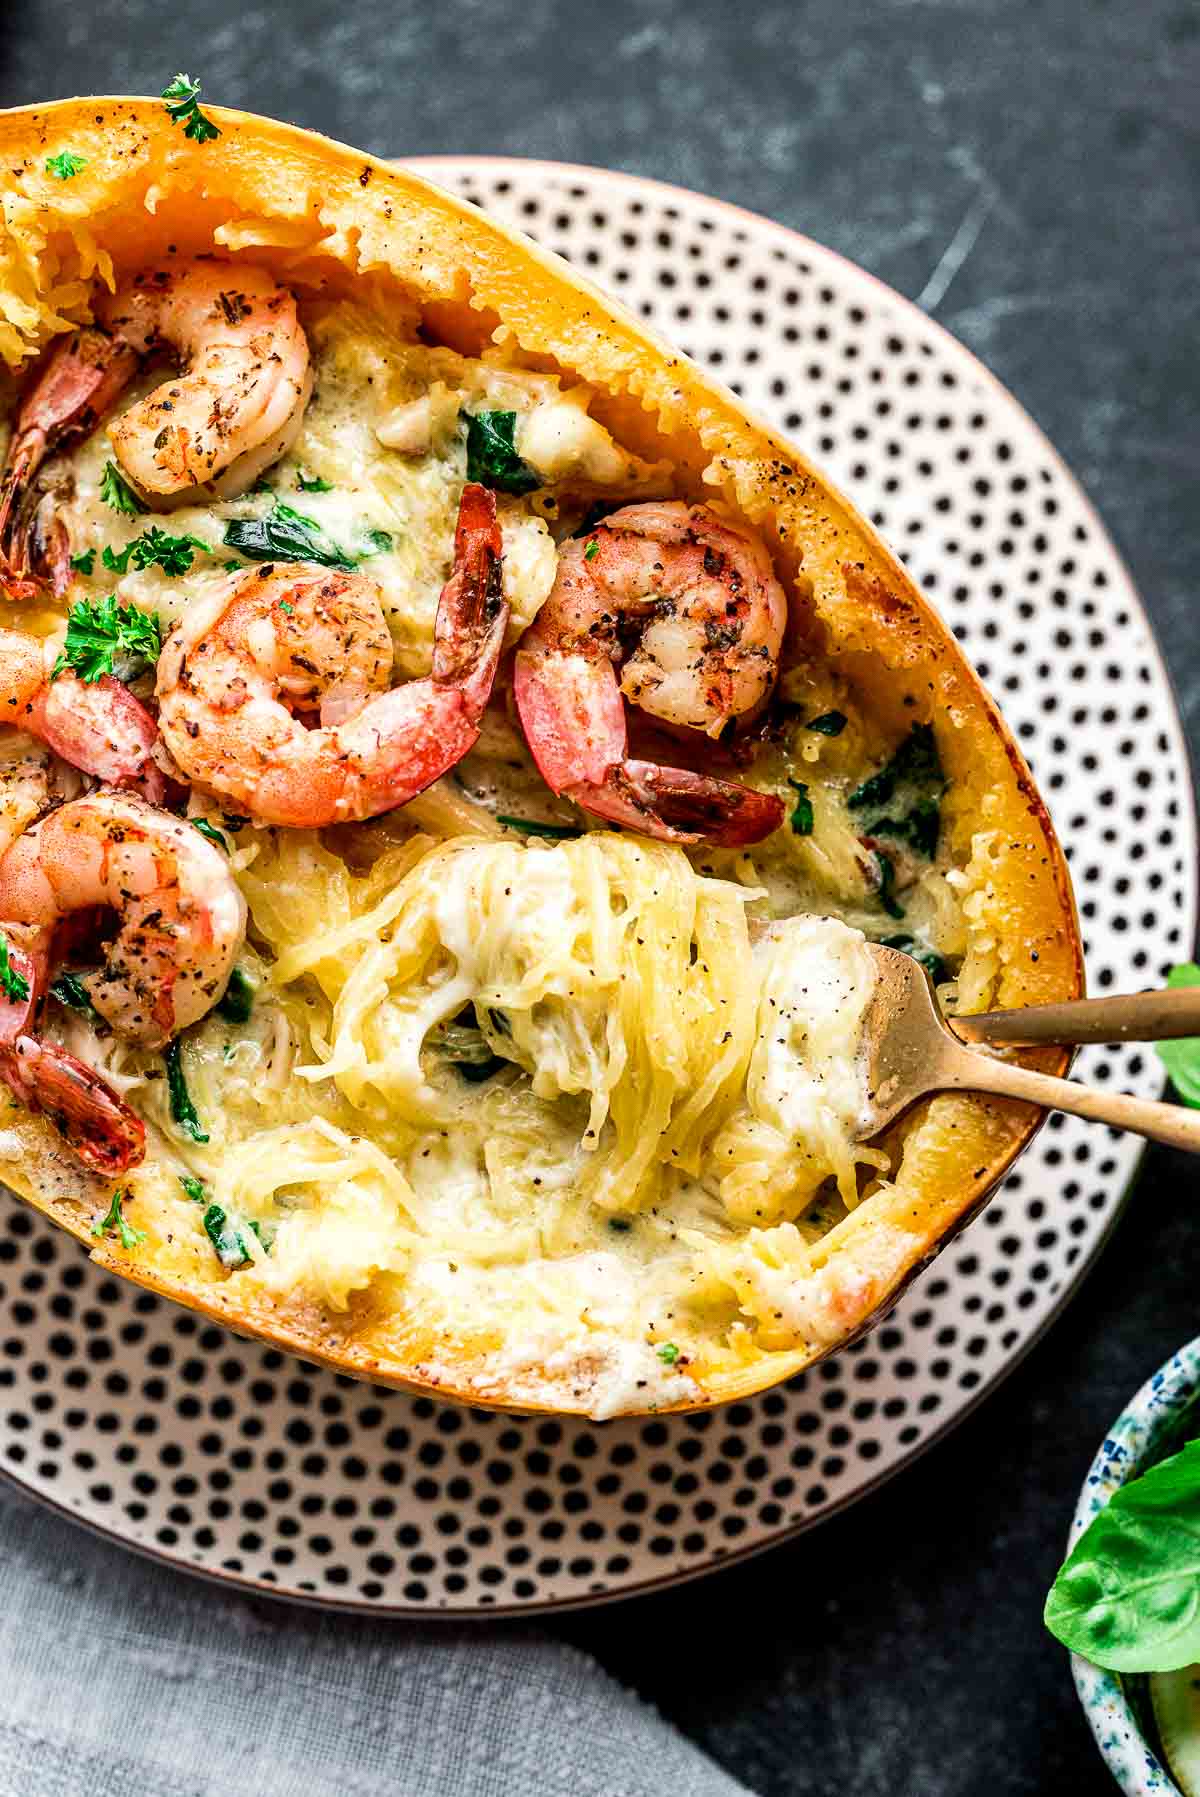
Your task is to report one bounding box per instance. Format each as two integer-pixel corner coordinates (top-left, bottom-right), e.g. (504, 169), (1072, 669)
(1, 3), (1197, 1791)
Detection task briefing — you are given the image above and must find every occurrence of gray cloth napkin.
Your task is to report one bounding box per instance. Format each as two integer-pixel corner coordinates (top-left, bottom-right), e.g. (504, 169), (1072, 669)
(0, 1480), (750, 1797)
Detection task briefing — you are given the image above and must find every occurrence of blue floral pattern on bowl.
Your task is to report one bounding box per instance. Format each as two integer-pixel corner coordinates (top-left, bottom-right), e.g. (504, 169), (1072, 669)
(1071, 1338), (1200, 1794)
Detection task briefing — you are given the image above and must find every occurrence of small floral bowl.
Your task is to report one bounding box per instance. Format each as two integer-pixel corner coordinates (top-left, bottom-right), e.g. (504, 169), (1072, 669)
(1070, 1337), (1200, 1794)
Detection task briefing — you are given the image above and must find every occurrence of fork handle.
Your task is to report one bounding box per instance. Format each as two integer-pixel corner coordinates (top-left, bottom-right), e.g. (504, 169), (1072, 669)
(952, 986), (1200, 1049)
(942, 1052), (1200, 1153)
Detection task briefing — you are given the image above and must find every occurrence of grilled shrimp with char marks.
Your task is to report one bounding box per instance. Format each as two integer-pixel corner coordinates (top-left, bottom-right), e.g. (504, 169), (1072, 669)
(513, 501), (786, 845)
(156, 483), (508, 828)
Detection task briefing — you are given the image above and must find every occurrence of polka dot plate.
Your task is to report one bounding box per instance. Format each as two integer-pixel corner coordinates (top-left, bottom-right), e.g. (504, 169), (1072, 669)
(0, 160), (1193, 1616)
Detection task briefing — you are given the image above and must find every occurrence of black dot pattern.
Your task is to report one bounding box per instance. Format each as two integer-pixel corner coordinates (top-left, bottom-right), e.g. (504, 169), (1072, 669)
(0, 162), (1191, 1615)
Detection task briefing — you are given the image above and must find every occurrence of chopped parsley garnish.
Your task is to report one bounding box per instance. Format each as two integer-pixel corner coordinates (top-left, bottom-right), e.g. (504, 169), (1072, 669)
(202, 1202), (253, 1269)
(179, 1174), (207, 1204)
(51, 594), (162, 684)
(99, 461), (147, 517)
(190, 818), (229, 853)
(103, 527), (210, 579)
(278, 599), (294, 615)
(656, 1342), (680, 1365)
(164, 1039), (209, 1143)
(46, 150), (87, 181)
(787, 778), (814, 837)
(223, 500), (358, 571)
(92, 1188), (145, 1251)
(50, 971), (97, 1018)
(69, 548), (95, 575)
(873, 849), (905, 920)
(584, 538), (600, 562)
(0, 935), (29, 1004)
(463, 410), (542, 496)
(807, 710), (847, 736)
(879, 934), (950, 985)
(215, 967), (255, 1024)
(295, 471), (333, 493)
(161, 72), (221, 144)
(495, 815), (582, 839)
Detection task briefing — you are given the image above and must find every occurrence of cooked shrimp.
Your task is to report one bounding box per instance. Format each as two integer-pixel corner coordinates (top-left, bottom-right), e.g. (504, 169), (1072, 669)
(513, 500), (787, 845)
(156, 482), (508, 828)
(0, 327), (137, 594)
(0, 627), (163, 799)
(0, 791), (246, 1050)
(0, 927), (145, 1175)
(95, 261), (312, 502)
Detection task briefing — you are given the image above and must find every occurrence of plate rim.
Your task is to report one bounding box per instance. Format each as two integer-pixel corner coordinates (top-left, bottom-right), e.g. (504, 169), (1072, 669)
(1, 154), (1194, 1620)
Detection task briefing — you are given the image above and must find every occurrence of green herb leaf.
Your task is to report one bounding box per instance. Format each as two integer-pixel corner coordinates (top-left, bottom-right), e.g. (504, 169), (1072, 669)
(787, 778), (814, 837)
(164, 1039), (208, 1143)
(608, 1217), (632, 1233)
(69, 548), (95, 575)
(92, 1187), (145, 1251)
(871, 796), (942, 861)
(463, 410), (541, 496)
(495, 815), (582, 840)
(49, 970), (98, 1018)
(360, 528), (393, 557)
(656, 1342), (680, 1364)
(202, 1202), (252, 1269)
(278, 599), (294, 615)
(179, 1174), (207, 1204)
(223, 500), (358, 571)
(584, 538), (600, 562)
(51, 594), (162, 684)
(215, 967), (255, 1025)
(873, 849), (904, 920)
(221, 815), (250, 834)
(1045, 1439), (1200, 1672)
(161, 72), (221, 144)
(849, 723), (942, 812)
(1155, 964), (1200, 1106)
(0, 935), (29, 1004)
(190, 818), (229, 853)
(295, 471), (333, 493)
(807, 710), (847, 736)
(108, 526), (210, 578)
(46, 150), (87, 181)
(878, 934), (950, 985)
(99, 461), (147, 517)
(247, 1219), (274, 1252)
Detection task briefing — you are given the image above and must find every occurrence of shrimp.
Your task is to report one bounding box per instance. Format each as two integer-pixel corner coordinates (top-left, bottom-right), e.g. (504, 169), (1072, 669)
(0, 791), (246, 1050)
(513, 500), (787, 845)
(0, 328), (137, 595)
(0, 260), (310, 586)
(155, 482), (508, 828)
(0, 627), (163, 800)
(94, 261), (312, 502)
(0, 928), (145, 1175)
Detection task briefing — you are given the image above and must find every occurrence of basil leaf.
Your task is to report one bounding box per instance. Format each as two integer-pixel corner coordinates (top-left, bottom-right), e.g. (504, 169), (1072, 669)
(164, 1039), (208, 1143)
(1156, 964), (1200, 1106)
(849, 723), (942, 812)
(50, 970), (98, 1018)
(495, 814), (581, 839)
(179, 1174), (207, 1203)
(873, 849), (904, 920)
(202, 1202), (252, 1269)
(1045, 1439), (1200, 1671)
(223, 501), (357, 571)
(807, 711), (847, 736)
(463, 410), (541, 496)
(787, 778), (813, 837)
(215, 967), (254, 1024)
(871, 796), (941, 860)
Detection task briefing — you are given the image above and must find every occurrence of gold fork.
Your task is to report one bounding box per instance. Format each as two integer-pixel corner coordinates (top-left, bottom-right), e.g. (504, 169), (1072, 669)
(859, 946), (1200, 1152)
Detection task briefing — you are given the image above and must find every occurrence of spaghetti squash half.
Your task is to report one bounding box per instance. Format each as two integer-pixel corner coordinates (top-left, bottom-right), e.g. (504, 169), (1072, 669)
(0, 98), (1081, 1416)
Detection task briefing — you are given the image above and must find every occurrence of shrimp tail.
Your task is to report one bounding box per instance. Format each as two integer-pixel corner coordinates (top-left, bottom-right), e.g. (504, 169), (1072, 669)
(575, 760), (785, 847)
(0, 933), (144, 1175)
(433, 482), (507, 723)
(0, 328), (136, 591)
(0, 1034), (146, 1174)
